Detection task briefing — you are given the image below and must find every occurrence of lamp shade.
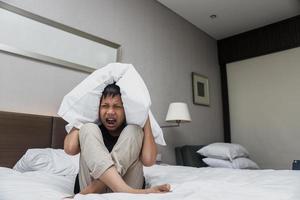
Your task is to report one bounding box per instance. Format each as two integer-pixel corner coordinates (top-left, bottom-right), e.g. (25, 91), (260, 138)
(165, 102), (191, 123)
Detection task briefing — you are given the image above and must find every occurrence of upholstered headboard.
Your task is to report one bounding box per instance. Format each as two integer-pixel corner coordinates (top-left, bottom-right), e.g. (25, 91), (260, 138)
(175, 145), (208, 167)
(0, 111), (67, 168)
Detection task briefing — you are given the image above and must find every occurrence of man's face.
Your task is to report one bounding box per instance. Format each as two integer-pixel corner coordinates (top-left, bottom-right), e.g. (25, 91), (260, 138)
(99, 95), (125, 134)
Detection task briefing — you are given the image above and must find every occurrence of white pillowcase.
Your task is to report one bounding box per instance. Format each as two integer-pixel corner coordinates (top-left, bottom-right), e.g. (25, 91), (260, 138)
(197, 143), (249, 161)
(58, 63), (166, 146)
(13, 148), (79, 176)
(203, 157), (259, 169)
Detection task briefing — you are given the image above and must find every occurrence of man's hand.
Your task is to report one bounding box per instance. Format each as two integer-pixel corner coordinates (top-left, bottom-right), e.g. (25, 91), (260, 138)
(145, 184), (171, 193)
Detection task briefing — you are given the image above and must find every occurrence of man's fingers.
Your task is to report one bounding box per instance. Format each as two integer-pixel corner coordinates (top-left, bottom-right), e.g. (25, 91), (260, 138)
(159, 184), (171, 192)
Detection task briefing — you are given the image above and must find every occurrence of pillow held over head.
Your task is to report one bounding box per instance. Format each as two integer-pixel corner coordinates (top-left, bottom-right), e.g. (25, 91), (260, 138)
(58, 63), (166, 145)
(197, 143), (249, 161)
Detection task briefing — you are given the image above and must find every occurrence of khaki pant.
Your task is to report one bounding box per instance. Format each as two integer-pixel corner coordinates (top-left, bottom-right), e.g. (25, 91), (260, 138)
(78, 123), (144, 192)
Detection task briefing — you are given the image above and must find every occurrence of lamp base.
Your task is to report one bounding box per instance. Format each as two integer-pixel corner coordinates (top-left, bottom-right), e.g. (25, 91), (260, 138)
(160, 121), (180, 128)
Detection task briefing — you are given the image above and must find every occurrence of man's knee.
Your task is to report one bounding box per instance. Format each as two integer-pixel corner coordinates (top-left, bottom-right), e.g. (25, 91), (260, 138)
(123, 125), (143, 138)
(124, 124), (143, 136)
(79, 123), (100, 141)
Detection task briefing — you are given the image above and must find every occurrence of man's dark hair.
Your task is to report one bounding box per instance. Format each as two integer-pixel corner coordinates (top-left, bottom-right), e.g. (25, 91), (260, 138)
(101, 83), (121, 101)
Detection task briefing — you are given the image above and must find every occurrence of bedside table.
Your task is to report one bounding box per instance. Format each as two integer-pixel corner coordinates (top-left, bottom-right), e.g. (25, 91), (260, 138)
(292, 160), (300, 170)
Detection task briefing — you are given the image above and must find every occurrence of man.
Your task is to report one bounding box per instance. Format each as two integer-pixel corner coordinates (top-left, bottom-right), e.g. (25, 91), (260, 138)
(64, 83), (170, 194)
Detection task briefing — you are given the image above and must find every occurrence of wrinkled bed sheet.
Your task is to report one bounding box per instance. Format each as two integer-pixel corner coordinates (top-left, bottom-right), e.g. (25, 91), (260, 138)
(1, 165), (300, 200)
(75, 165), (300, 200)
(0, 167), (74, 200)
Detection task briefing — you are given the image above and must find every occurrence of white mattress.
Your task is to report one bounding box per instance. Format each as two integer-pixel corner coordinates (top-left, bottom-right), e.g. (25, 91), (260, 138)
(1, 165), (300, 200)
(75, 165), (300, 200)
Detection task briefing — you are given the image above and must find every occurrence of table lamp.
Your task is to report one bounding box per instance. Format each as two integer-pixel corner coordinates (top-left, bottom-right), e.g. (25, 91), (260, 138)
(161, 102), (191, 128)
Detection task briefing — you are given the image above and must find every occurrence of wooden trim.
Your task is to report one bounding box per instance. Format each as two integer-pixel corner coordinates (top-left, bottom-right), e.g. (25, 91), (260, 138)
(218, 15), (300, 65)
(219, 64), (231, 142)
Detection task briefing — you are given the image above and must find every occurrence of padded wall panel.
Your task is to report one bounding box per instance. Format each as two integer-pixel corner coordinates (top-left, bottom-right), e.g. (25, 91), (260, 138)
(51, 117), (67, 149)
(0, 111), (52, 168)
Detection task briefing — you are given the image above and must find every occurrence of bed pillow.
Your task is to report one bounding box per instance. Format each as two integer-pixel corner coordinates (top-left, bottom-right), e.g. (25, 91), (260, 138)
(202, 158), (233, 168)
(58, 63), (166, 146)
(197, 143), (249, 161)
(232, 157), (259, 169)
(203, 157), (259, 169)
(13, 148), (79, 176)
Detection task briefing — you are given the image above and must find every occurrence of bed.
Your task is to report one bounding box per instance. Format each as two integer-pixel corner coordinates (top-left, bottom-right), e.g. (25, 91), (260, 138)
(1, 111), (300, 200)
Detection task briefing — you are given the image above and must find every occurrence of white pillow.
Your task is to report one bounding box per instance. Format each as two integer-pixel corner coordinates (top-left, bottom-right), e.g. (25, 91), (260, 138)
(203, 157), (259, 169)
(232, 157), (259, 169)
(13, 148), (79, 176)
(202, 158), (233, 168)
(197, 143), (249, 161)
(58, 63), (166, 146)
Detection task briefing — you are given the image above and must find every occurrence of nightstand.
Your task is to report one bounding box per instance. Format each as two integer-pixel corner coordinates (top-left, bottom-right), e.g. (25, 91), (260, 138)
(292, 160), (300, 170)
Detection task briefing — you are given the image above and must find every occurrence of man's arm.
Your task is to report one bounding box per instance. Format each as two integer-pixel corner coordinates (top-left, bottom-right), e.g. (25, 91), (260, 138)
(140, 117), (157, 166)
(64, 127), (81, 155)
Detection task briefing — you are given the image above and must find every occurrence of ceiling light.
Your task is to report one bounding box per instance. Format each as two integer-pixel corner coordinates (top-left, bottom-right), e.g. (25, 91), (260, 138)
(210, 14), (217, 19)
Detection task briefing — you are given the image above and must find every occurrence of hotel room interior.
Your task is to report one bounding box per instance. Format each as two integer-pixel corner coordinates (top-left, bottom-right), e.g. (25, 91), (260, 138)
(0, 0), (300, 199)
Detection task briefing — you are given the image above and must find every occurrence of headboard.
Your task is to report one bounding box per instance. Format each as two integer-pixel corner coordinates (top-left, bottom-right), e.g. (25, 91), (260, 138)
(175, 145), (208, 167)
(0, 111), (67, 168)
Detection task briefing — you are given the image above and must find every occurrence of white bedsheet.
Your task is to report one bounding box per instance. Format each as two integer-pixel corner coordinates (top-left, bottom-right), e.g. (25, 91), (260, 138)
(0, 167), (75, 200)
(74, 165), (300, 200)
(1, 165), (300, 200)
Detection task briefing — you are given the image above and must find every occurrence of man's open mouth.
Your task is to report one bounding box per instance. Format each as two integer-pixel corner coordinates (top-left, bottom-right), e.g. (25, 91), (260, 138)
(106, 118), (117, 125)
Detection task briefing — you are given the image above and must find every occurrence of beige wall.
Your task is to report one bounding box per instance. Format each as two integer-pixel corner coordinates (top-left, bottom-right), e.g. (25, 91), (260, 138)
(227, 47), (300, 169)
(0, 0), (223, 164)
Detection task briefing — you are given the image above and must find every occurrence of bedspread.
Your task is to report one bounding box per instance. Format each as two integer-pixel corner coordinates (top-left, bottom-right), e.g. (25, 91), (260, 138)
(1, 165), (300, 200)
(75, 165), (300, 200)
(0, 167), (74, 200)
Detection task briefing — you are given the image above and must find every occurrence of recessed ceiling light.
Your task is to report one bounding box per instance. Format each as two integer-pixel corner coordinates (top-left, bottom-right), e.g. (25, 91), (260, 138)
(210, 14), (217, 19)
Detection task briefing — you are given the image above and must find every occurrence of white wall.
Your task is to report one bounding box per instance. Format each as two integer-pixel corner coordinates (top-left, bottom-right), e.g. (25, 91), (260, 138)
(0, 0), (224, 164)
(227, 47), (300, 169)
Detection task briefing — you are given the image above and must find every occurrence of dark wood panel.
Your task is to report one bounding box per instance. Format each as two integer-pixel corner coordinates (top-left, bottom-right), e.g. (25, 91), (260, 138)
(219, 64), (231, 143)
(0, 111), (52, 168)
(51, 117), (68, 149)
(218, 15), (300, 65)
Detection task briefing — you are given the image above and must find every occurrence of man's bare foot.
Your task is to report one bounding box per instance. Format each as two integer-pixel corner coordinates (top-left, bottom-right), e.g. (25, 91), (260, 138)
(63, 195), (75, 199)
(145, 184), (171, 193)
